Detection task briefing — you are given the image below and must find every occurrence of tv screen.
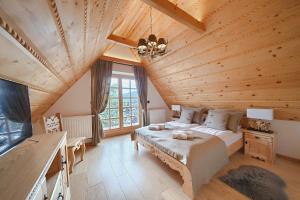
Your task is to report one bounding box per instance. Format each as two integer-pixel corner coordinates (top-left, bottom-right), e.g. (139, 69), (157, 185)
(0, 79), (32, 155)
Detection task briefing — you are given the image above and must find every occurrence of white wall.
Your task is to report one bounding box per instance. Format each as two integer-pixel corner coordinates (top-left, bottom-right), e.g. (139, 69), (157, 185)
(33, 63), (170, 133)
(46, 70), (91, 116)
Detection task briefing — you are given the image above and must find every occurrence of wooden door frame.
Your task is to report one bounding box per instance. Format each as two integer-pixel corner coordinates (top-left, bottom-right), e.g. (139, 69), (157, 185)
(103, 74), (142, 137)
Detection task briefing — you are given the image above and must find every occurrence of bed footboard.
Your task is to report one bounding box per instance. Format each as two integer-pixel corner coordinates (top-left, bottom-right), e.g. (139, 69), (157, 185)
(135, 136), (194, 199)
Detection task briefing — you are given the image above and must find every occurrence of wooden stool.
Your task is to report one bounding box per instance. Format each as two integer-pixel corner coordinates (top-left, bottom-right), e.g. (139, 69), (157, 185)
(67, 137), (86, 173)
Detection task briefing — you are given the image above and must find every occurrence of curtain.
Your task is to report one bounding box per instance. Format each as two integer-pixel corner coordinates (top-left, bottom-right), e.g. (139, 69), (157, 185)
(134, 66), (148, 126)
(91, 59), (112, 144)
(0, 79), (32, 135)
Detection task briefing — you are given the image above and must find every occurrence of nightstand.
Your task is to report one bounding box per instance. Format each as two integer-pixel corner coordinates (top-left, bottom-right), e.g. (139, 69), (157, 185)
(243, 129), (277, 164)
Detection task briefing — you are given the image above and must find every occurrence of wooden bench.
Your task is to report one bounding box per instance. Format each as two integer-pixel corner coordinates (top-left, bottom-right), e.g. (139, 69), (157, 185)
(67, 137), (86, 173)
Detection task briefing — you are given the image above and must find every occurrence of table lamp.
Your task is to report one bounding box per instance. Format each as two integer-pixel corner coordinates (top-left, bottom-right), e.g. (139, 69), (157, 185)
(171, 105), (181, 118)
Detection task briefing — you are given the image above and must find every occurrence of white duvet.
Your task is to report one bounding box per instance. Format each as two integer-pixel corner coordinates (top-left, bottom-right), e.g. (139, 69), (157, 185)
(190, 125), (243, 146)
(165, 121), (199, 129)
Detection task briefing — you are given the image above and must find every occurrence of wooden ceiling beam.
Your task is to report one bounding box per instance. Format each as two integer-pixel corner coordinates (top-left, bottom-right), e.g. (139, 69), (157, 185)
(100, 55), (143, 66)
(140, 0), (205, 33)
(107, 34), (137, 48)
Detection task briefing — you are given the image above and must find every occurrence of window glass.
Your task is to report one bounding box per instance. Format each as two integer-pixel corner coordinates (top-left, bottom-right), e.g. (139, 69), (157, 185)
(123, 108), (131, 117)
(130, 80), (136, 88)
(110, 98), (119, 108)
(110, 109), (119, 119)
(101, 76), (140, 132)
(122, 89), (130, 98)
(122, 98), (131, 107)
(101, 119), (110, 130)
(111, 118), (120, 129)
(111, 78), (119, 87)
(122, 79), (130, 88)
(131, 89), (138, 97)
(110, 88), (119, 98)
(123, 117), (131, 127)
(100, 108), (109, 119)
(132, 116), (139, 126)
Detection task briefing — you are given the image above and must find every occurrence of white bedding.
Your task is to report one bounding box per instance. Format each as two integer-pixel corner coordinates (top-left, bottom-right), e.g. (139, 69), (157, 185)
(165, 121), (199, 129)
(190, 126), (243, 146)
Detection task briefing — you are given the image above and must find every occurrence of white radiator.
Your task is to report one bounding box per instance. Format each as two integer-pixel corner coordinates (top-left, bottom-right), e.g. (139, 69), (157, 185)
(62, 115), (93, 139)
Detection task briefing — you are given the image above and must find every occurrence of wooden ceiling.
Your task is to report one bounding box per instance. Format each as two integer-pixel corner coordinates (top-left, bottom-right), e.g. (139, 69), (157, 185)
(0, 0), (129, 121)
(0, 0), (300, 121)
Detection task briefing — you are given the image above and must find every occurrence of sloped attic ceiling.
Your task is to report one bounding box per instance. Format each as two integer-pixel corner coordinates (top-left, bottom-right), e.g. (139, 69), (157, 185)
(0, 0), (300, 122)
(0, 0), (130, 121)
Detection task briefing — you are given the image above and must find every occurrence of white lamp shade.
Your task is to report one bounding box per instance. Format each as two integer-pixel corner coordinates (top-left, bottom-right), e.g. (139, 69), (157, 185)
(247, 108), (274, 120)
(171, 105), (181, 112)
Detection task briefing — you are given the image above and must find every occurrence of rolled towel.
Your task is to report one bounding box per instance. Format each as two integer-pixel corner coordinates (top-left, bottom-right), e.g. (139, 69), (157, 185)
(148, 124), (165, 131)
(172, 130), (194, 140)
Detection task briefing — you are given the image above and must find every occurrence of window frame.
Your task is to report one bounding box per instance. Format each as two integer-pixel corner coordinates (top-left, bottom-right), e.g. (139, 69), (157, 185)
(101, 74), (142, 137)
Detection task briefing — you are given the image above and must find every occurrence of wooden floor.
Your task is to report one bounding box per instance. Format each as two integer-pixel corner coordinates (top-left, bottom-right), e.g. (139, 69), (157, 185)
(70, 134), (300, 200)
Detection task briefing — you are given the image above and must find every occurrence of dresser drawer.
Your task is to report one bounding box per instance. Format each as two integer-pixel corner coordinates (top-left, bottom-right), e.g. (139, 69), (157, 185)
(30, 177), (47, 200)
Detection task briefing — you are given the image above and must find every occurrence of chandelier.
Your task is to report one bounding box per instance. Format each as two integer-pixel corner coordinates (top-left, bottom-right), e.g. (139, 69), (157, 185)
(137, 7), (168, 59)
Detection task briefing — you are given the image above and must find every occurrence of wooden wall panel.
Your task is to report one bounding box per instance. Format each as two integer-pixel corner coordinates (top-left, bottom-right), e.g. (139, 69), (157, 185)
(0, 0), (75, 84)
(0, 0), (127, 121)
(54, 0), (85, 76)
(139, 0), (300, 121)
(0, 33), (65, 93)
(0, 0), (299, 122)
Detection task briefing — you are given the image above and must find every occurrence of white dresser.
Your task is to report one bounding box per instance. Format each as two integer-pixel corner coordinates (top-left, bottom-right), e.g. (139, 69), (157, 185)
(0, 132), (70, 200)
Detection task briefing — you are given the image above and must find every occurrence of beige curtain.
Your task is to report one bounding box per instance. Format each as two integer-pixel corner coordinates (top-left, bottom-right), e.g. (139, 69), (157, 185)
(134, 66), (148, 126)
(91, 59), (112, 145)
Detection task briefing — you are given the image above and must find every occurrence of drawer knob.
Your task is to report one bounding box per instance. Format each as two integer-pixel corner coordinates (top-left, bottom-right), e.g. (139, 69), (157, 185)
(255, 136), (260, 139)
(245, 141), (248, 144)
(57, 193), (64, 200)
(61, 156), (67, 170)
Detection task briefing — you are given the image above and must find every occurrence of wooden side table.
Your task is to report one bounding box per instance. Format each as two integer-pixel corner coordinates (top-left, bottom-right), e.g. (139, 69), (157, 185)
(67, 137), (86, 173)
(243, 129), (277, 164)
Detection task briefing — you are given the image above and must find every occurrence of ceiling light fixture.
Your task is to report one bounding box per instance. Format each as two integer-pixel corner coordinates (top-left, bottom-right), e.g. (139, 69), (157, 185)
(137, 7), (168, 59)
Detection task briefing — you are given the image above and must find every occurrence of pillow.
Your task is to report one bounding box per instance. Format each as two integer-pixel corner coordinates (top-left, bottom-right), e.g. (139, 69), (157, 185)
(227, 112), (244, 132)
(193, 108), (206, 124)
(192, 111), (202, 124)
(182, 107), (206, 124)
(179, 108), (195, 124)
(201, 113), (207, 124)
(204, 110), (230, 130)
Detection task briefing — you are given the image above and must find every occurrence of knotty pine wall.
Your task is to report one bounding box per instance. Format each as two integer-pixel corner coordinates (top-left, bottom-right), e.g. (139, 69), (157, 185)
(145, 0), (300, 121)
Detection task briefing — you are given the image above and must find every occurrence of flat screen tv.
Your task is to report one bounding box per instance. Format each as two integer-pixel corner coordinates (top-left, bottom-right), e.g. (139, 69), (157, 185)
(0, 79), (32, 155)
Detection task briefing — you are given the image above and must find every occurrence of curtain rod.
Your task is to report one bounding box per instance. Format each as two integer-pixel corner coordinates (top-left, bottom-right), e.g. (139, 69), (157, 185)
(113, 61), (134, 67)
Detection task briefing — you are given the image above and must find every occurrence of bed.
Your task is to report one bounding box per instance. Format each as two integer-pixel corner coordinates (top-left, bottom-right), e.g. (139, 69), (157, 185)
(134, 121), (244, 199)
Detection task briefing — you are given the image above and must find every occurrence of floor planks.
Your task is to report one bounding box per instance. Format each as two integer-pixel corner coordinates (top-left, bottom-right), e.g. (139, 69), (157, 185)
(70, 134), (300, 200)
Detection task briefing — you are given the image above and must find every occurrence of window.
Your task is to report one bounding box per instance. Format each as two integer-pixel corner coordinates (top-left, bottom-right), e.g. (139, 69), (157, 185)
(99, 76), (140, 132)
(122, 79), (139, 127)
(99, 78), (120, 130)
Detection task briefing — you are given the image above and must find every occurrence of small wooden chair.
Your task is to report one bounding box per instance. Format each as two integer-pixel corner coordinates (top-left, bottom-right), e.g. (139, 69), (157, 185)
(43, 113), (63, 133)
(43, 113), (86, 173)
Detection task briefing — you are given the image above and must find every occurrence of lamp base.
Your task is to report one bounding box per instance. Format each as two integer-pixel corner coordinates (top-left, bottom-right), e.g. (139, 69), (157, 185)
(247, 119), (273, 133)
(247, 127), (274, 134)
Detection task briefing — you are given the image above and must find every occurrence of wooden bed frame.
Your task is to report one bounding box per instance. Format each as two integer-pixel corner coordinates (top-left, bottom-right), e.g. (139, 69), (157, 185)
(134, 135), (244, 199)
